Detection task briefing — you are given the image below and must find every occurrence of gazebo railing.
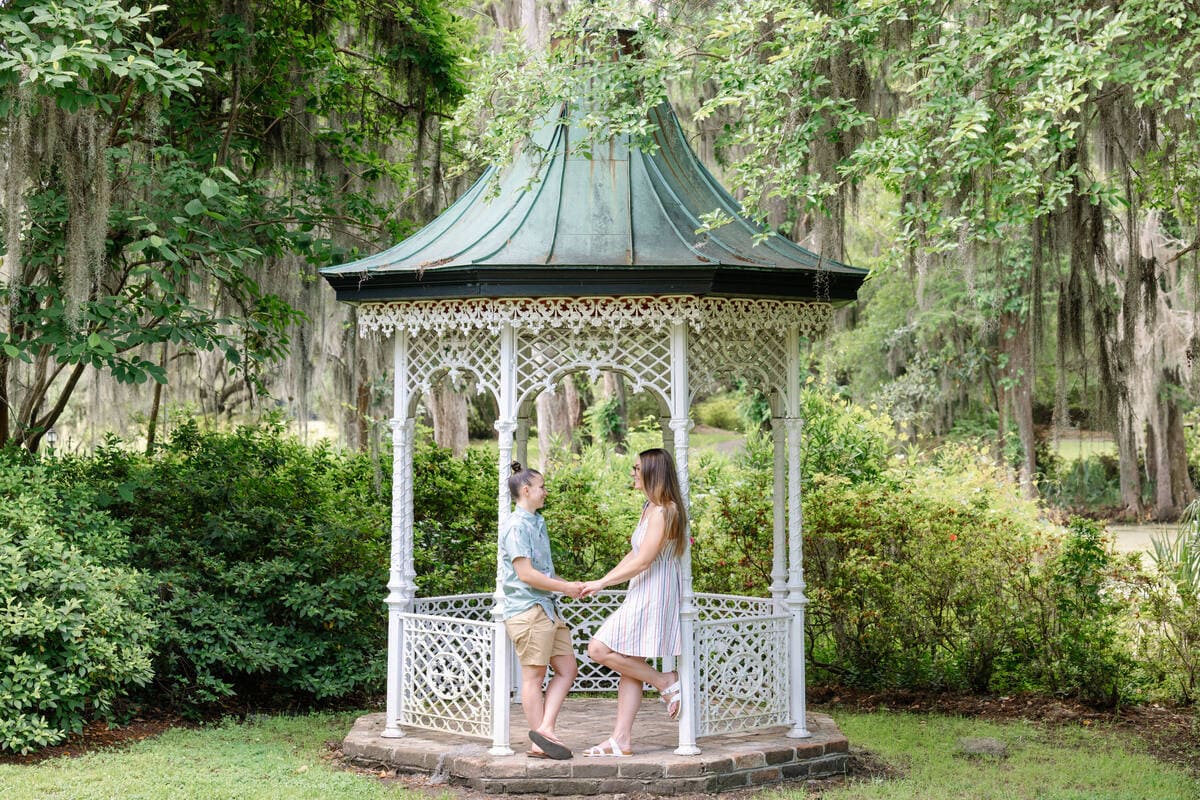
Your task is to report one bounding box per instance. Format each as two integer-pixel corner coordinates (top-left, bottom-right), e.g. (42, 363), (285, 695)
(398, 610), (495, 738)
(694, 610), (790, 736)
(398, 591), (788, 740)
(410, 592), (494, 621)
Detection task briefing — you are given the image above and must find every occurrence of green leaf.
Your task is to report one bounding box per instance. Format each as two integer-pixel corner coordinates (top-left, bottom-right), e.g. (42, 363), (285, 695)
(199, 178), (219, 198)
(184, 198), (206, 216)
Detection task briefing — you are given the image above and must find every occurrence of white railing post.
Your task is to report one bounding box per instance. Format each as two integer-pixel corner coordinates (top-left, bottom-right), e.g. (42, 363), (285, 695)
(670, 320), (701, 756)
(490, 322), (518, 756)
(384, 330), (416, 738)
(771, 416), (787, 613)
(784, 325), (811, 739)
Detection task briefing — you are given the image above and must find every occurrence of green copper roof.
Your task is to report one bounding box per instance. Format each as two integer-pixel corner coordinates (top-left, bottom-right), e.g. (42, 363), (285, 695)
(321, 101), (867, 304)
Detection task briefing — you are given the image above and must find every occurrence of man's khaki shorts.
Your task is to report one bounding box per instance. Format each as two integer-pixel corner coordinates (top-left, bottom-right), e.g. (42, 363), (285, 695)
(505, 605), (574, 667)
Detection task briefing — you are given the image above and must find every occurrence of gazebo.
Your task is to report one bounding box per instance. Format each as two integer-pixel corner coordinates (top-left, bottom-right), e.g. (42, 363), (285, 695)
(321, 87), (866, 758)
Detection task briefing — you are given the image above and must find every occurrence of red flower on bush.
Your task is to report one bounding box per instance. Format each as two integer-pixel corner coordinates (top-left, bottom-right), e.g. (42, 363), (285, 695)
(949, 534), (958, 542)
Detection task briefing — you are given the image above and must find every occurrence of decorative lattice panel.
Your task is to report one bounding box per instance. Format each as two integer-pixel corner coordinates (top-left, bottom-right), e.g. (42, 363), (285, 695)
(411, 593), (495, 622)
(689, 325), (787, 402)
(516, 324), (672, 409)
(406, 327), (501, 408)
(686, 298), (826, 403)
(355, 296), (832, 413)
(695, 614), (790, 736)
(694, 593), (777, 621)
(400, 613), (495, 737)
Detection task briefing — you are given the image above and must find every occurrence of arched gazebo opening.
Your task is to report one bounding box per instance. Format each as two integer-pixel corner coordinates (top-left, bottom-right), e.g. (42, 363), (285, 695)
(322, 81), (866, 756)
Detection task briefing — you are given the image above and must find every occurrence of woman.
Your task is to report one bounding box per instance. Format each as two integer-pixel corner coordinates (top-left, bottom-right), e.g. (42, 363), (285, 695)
(580, 448), (685, 757)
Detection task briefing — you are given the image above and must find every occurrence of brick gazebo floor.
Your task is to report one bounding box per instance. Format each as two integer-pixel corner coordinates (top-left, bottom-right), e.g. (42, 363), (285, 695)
(341, 698), (848, 795)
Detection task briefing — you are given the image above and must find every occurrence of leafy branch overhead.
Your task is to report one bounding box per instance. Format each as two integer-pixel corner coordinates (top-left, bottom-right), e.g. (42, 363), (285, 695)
(458, 0), (1198, 519)
(0, 0), (470, 450)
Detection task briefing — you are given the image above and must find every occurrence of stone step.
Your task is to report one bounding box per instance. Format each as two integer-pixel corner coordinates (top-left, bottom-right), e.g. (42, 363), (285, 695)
(342, 698), (847, 795)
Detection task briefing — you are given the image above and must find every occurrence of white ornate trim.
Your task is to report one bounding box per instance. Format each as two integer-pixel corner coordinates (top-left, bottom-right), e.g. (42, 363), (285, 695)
(357, 296), (832, 338)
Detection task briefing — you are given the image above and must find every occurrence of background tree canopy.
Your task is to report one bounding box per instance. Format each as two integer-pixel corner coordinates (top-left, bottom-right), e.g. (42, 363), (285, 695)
(456, 0), (1199, 520)
(0, 0), (468, 451)
(1, 0), (1197, 520)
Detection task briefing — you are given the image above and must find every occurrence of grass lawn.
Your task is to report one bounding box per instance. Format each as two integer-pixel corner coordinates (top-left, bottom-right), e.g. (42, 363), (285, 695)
(0, 714), (404, 800)
(1052, 433), (1117, 462)
(1, 710), (1195, 800)
(783, 711), (1199, 800)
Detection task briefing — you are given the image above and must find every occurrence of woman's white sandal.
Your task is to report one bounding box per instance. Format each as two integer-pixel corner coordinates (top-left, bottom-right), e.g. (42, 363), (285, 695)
(660, 679), (682, 721)
(583, 737), (633, 757)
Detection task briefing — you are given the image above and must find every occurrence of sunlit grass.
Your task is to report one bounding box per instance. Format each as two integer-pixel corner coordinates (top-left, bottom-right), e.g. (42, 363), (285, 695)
(3, 710), (1194, 800)
(0, 714), (425, 800)
(773, 711), (1198, 800)
(1053, 434), (1117, 462)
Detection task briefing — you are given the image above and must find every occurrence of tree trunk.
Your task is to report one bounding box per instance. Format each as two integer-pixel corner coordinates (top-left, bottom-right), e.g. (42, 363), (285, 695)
(1152, 370), (1197, 520)
(535, 377), (581, 470)
(145, 342), (168, 454)
(1167, 386), (1197, 512)
(1001, 311), (1037, 498)
(0, 355), (8, 445)
(1115, 402), (1143, 517)
(599, 370), (628, 452)
(427, 380), (468, 456)
(354, 354), (370, 453)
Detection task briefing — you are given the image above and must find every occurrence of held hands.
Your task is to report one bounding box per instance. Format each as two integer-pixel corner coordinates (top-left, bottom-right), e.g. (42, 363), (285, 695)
(559, 579), (605, 599)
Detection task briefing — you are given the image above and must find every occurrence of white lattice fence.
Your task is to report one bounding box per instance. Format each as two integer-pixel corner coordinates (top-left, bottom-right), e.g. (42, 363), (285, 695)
(411, 593), (494, 621)
(399, 612), (495, 737)
(401, 591), (789, 738)
(692, 593), (790, 737)
(694, 593), (776, 621)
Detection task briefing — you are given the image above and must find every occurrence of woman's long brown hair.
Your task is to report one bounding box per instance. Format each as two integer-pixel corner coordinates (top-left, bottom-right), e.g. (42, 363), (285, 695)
(637, 448), (686, 557)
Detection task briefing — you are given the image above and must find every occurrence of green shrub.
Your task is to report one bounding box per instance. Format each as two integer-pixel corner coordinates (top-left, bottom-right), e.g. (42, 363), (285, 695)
(694, 393), (745, 432)
(690, 433), (776, 595)
(411, 443), (498, 596)
(0, 458), (154, 753)
(800, 459), (1047, 692)
(1002, 517), (1133, 704)
(691, 394), (1138, 702)
(1129, 501), (1200, 703)
(53, 420), (390, 712)
(799, 388), (894, 483)
(541, 444), (641, 582)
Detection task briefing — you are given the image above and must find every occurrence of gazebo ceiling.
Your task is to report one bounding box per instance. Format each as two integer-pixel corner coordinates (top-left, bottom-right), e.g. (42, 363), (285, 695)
(321, 101), (867, 304)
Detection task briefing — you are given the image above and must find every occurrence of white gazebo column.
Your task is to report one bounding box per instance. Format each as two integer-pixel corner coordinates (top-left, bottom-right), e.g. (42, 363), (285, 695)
(770, 416), (787, 612)
(383, 329), (417, 739)
(784, 326), (811, 739)
(489, 322), (518, 756)
(670, 320), (701, 756)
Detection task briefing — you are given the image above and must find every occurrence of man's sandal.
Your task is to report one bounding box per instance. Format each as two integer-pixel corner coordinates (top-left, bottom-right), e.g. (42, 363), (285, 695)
(528, 730), (572, 760)
(660, 679), (682, 721)
(582, 737), (633, 757)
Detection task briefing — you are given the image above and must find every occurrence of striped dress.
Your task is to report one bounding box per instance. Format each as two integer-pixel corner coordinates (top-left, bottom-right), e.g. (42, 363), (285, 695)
(593, 504), (682, 658)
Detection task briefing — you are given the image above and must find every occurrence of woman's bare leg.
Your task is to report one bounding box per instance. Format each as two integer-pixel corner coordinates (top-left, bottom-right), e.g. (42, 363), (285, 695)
(587, 640), (679, 750)
(610, 676), (643, 751)
(587, 640), (676, 692)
